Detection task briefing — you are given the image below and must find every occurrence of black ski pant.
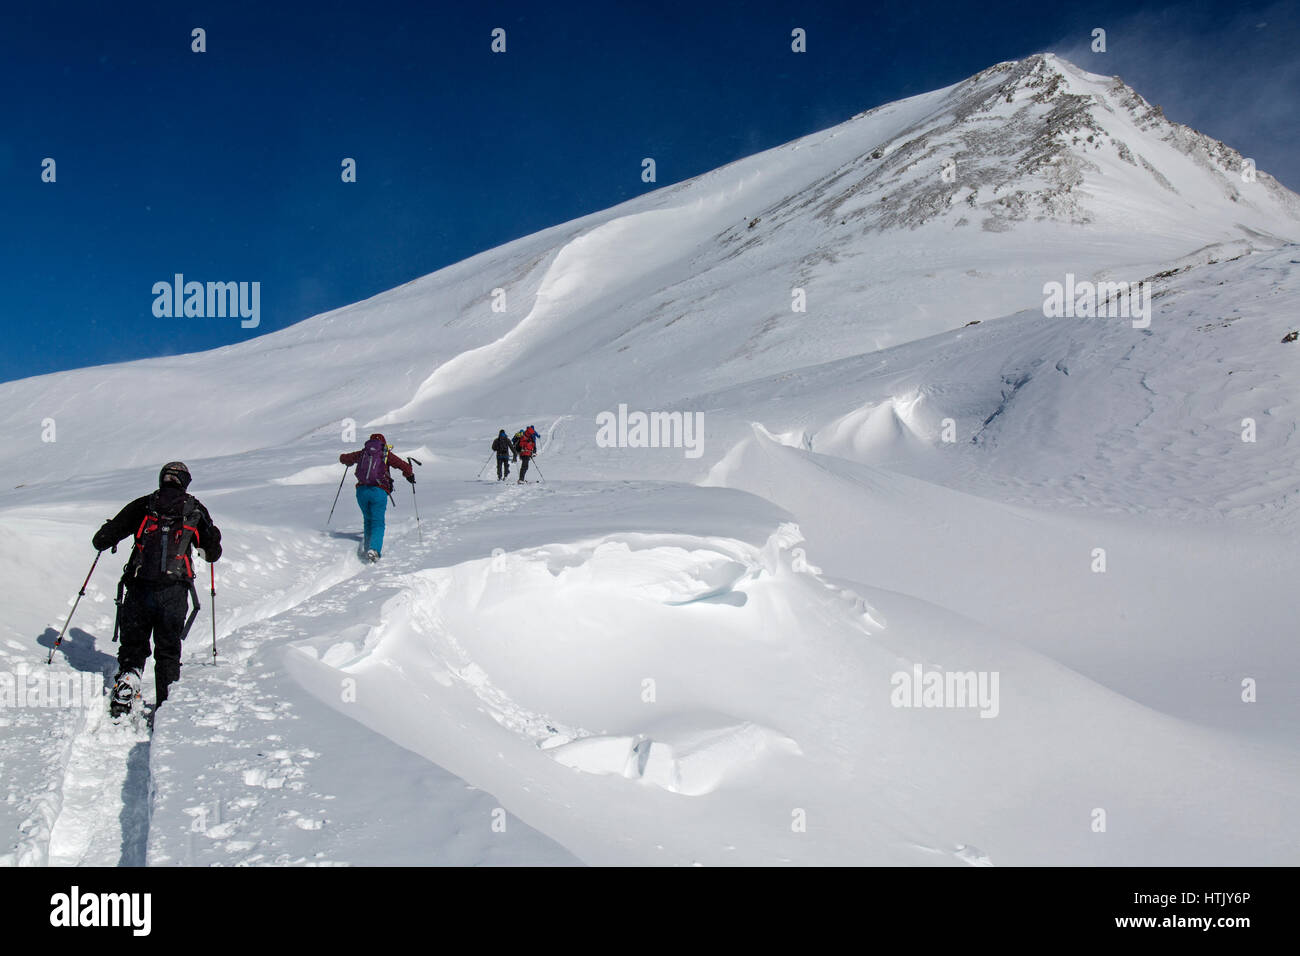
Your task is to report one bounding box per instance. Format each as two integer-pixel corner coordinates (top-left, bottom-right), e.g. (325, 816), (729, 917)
(518, 455), (532, 481)
(117, 581), (192, 704)
(496, 456), (510, 479)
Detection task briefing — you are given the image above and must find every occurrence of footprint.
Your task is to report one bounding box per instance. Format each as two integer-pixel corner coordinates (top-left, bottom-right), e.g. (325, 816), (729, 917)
(911, 841), (994, 866)
(953, 844), (993, 866)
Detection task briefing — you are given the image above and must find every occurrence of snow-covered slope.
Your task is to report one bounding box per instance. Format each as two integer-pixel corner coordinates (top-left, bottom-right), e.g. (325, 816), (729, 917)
(4, 54), (1296, 485)
(3, 54), (1299, 867)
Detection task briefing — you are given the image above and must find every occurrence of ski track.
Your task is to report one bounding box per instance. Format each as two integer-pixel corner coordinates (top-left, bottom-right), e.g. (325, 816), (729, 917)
(46, 701), (152, 867)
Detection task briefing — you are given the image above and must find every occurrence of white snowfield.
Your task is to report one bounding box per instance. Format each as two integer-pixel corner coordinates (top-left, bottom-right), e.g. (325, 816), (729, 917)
(2, 54), (1298, 867)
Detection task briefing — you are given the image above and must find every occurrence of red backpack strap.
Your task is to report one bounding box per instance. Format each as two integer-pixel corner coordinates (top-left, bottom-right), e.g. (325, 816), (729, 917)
(134, 490), (160, 545)
(181, 494), (200, 544)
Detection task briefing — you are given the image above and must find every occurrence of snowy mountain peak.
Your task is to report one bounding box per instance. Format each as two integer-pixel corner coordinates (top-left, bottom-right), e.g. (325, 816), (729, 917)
(802, 53), (1300, 236)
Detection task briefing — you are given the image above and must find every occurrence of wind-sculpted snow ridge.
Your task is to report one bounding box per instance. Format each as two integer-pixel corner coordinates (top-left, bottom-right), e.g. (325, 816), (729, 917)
(270, 481), (1297, 865)
(675, 242), (1300, 525)
(372, 206), (719, 426)
(704, 418), (1300, 737)
(291, 525), (880, 797)
(370, 59), (1300, 425)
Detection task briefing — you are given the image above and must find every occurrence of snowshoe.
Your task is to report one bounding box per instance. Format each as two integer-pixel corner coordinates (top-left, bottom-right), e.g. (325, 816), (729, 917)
(109, 669), (141, 719)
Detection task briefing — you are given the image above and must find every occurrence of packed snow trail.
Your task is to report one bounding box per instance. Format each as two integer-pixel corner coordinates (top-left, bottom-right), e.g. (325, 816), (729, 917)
(6, 471), (468, 868)
(146, 478), (583, 865)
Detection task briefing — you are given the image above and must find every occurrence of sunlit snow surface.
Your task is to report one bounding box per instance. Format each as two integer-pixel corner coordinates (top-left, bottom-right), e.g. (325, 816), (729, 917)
(3, 55), (1299, 866)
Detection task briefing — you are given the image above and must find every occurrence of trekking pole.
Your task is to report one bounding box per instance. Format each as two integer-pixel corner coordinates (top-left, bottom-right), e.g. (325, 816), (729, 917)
(407, 458), (424, 544)
(531, 457), (545, 483)
(49, 551), (103, 664)
(409, 482), (423, 542)
(475, 453), (494, 479)
(327, 464), (348, 525)
(209, 563), (218, 664)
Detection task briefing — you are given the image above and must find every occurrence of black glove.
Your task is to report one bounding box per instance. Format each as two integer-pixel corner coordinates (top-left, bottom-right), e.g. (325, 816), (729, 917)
(91, 530), (115, 552)
(405, 473), (416, 485)
(201, 544), (222, 563)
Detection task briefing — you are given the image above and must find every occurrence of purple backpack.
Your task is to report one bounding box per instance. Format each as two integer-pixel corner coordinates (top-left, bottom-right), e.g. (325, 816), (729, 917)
(355, 438), (389, 486)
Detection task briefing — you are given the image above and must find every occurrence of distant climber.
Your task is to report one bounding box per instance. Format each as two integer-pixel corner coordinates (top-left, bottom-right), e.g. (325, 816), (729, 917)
(517, 425), (538, 483)
(338, 433), (414, 562)
(491, 430), (513, 480)
(91, 462), (222, 715)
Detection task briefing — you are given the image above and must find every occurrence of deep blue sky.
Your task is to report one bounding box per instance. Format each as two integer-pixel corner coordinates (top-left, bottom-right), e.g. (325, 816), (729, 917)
(2, 0), (1296, 383)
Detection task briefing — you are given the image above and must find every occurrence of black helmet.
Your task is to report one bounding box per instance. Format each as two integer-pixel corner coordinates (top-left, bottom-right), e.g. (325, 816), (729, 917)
(159, 461), (192, 490)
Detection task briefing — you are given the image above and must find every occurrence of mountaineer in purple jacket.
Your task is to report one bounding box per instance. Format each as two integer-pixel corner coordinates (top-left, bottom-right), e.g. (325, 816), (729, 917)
(339, 433), (414, 562)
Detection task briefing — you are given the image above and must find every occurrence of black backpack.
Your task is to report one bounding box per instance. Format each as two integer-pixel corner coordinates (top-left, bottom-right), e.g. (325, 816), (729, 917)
(127, 491), (203, 583)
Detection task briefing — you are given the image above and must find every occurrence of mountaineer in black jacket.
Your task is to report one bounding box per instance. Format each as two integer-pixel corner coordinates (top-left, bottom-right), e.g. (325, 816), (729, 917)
(491, 430), (513, 480)
(92, 462), (222, 714)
